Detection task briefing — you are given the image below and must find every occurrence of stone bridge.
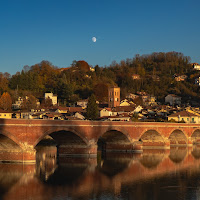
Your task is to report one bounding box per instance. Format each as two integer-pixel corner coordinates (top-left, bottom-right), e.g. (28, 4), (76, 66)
(1, 119), (200, 162)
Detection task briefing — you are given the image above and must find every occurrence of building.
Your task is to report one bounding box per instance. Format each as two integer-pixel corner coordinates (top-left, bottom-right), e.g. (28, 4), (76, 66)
(0, 109), (12, 119)
(12, 97), (23, 110)
(168, 110), (200, 123)
(192, 63), (200, 70)
(132, 74), (141, 80)
(174, 75), (187, 82)
(165, 94), (181, 106)
(45, 93), (57, 105)
(195, 77), (200, 86)
(108, 86), (120, 108)
(100, 108), (112, 117)
(77, 99), (88, 108)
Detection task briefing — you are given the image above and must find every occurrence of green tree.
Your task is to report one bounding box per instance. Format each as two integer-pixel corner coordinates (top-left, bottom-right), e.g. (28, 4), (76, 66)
(86, 94), (99, 120)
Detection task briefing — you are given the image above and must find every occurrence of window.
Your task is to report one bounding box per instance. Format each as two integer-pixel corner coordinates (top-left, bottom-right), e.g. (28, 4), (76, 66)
(192, 118), (194, 122)
(187, 118), (189, 121)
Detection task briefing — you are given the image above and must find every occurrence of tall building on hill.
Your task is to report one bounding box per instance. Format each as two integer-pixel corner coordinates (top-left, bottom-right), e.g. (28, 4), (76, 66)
(108, 86), (120, 108)
(45, 93), (57, 105)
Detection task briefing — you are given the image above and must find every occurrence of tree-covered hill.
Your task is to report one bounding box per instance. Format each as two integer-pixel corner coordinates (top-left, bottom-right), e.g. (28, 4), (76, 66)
(0, 51), (199, 108)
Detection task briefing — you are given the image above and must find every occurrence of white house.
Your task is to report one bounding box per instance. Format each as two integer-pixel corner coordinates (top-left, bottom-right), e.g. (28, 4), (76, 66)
(100, 108), (112, 117)
(74, 112), (85, 120)
(195, 77), (200, 86)
(12, 97), (24, 110)
(192, 63), (200, 70)
(165, 94), (181, 106)
(77, 99), (88, 108)
(45, 93), (57, 105)
(168, 110), (200, 123)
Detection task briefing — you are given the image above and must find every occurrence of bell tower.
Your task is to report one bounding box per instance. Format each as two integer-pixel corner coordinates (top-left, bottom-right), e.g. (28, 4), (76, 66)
(108, 86), (120, 108)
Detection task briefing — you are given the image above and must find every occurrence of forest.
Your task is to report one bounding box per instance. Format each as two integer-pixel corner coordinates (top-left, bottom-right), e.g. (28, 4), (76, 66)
(0, 51), (200, 111)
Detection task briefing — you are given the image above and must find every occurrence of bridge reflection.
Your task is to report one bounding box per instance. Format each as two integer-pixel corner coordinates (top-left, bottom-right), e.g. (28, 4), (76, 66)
(1, 146), (200, 199)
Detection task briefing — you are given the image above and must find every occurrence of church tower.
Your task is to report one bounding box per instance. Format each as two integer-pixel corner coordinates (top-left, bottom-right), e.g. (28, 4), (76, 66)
(108, 86), (120, 108)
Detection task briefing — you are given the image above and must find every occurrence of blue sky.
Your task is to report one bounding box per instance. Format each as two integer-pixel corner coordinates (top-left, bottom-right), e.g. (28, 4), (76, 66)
(0, 0), (199, 74)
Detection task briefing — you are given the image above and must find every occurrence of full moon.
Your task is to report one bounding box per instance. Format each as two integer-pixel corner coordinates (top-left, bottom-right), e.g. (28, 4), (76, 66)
(92, 37), (97, 42)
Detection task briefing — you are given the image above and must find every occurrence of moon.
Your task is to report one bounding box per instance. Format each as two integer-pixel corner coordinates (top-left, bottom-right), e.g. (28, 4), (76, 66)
(92, 37), (97, 42)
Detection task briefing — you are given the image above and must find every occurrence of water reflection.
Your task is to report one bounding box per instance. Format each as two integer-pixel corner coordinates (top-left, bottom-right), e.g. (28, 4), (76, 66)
(169, 147), (188, 163)
(1, 147), (200, 199)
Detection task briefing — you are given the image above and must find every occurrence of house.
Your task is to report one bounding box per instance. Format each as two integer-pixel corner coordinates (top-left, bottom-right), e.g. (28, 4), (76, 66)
(120, 99), (135, 107)
(112, 106), (136, 115)
(12, 97), (23, 110)
(168, 110), (200, 123)
(74, 112), (85, 120)
(45, 93), (57, 105)
(132, 74), (141, 80)
(43, 113), (55, 120)
(67, 107), (86, 116)
(165, 94), (181, 106)
(143, 96), (157, 106)
(0, 109), (12, 119)
(195, 77), (200, 86)
(20, 111), (32, 119)
(174, 75), (187, 82)
(192, 63), (200, 70)
(100, 108), (112, 117)
(126, 93), (138, 100)
(108, 113), (130, 121)
(54, 106), (68, 113)
(77, 99), (88, 108)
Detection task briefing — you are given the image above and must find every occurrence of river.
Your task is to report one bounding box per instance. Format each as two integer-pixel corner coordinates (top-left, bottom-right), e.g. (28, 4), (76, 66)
(1, 146), (200, 200)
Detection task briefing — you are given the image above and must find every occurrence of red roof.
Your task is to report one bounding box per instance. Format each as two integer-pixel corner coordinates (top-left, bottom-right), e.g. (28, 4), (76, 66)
(169, 110), (199, 117)
(112, 106), (135, 112)
(67, 107), (85, 113)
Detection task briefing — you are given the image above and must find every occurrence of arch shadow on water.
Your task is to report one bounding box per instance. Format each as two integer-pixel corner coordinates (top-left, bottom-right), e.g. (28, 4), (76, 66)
(98, 152), (135, 177)
(35, 130), (92, 184)
(168, 146), (187, 163)
(139, 149), (166, 169)
(191, 145), (200, 159)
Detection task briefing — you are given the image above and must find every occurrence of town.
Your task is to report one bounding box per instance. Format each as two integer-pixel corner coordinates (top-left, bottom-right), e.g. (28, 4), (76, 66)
(1, 85), (200, 123)
(1, 54), (200, 124)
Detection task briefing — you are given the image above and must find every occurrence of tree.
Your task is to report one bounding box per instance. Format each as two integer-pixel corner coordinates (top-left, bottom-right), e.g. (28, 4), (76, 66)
(0, 92), (12, 111)
(21, 95), (38, 111)
(94, 83), (108, 102)
(76, 60), (90, 72)
(86, 94), (99, 120)
(41, 97), (53, 108)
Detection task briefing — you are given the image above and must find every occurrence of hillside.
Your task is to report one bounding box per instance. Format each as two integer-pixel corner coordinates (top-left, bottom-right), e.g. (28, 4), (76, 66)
(1, 52), (200, 107)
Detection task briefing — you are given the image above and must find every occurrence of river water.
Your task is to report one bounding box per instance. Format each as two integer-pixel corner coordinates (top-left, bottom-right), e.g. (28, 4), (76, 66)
(1, 146), (200, 200)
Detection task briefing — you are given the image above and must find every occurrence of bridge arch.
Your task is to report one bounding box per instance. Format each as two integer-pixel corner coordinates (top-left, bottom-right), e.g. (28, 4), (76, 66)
(33, 127), (97, 158)
(0, 130), (23, 149)
(98, 128), (133, 152)
(34, 127), (89, 148)
(139, 129), (166, 147)
(168, 129), (188, 146)
(191, 129), (200, 144)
